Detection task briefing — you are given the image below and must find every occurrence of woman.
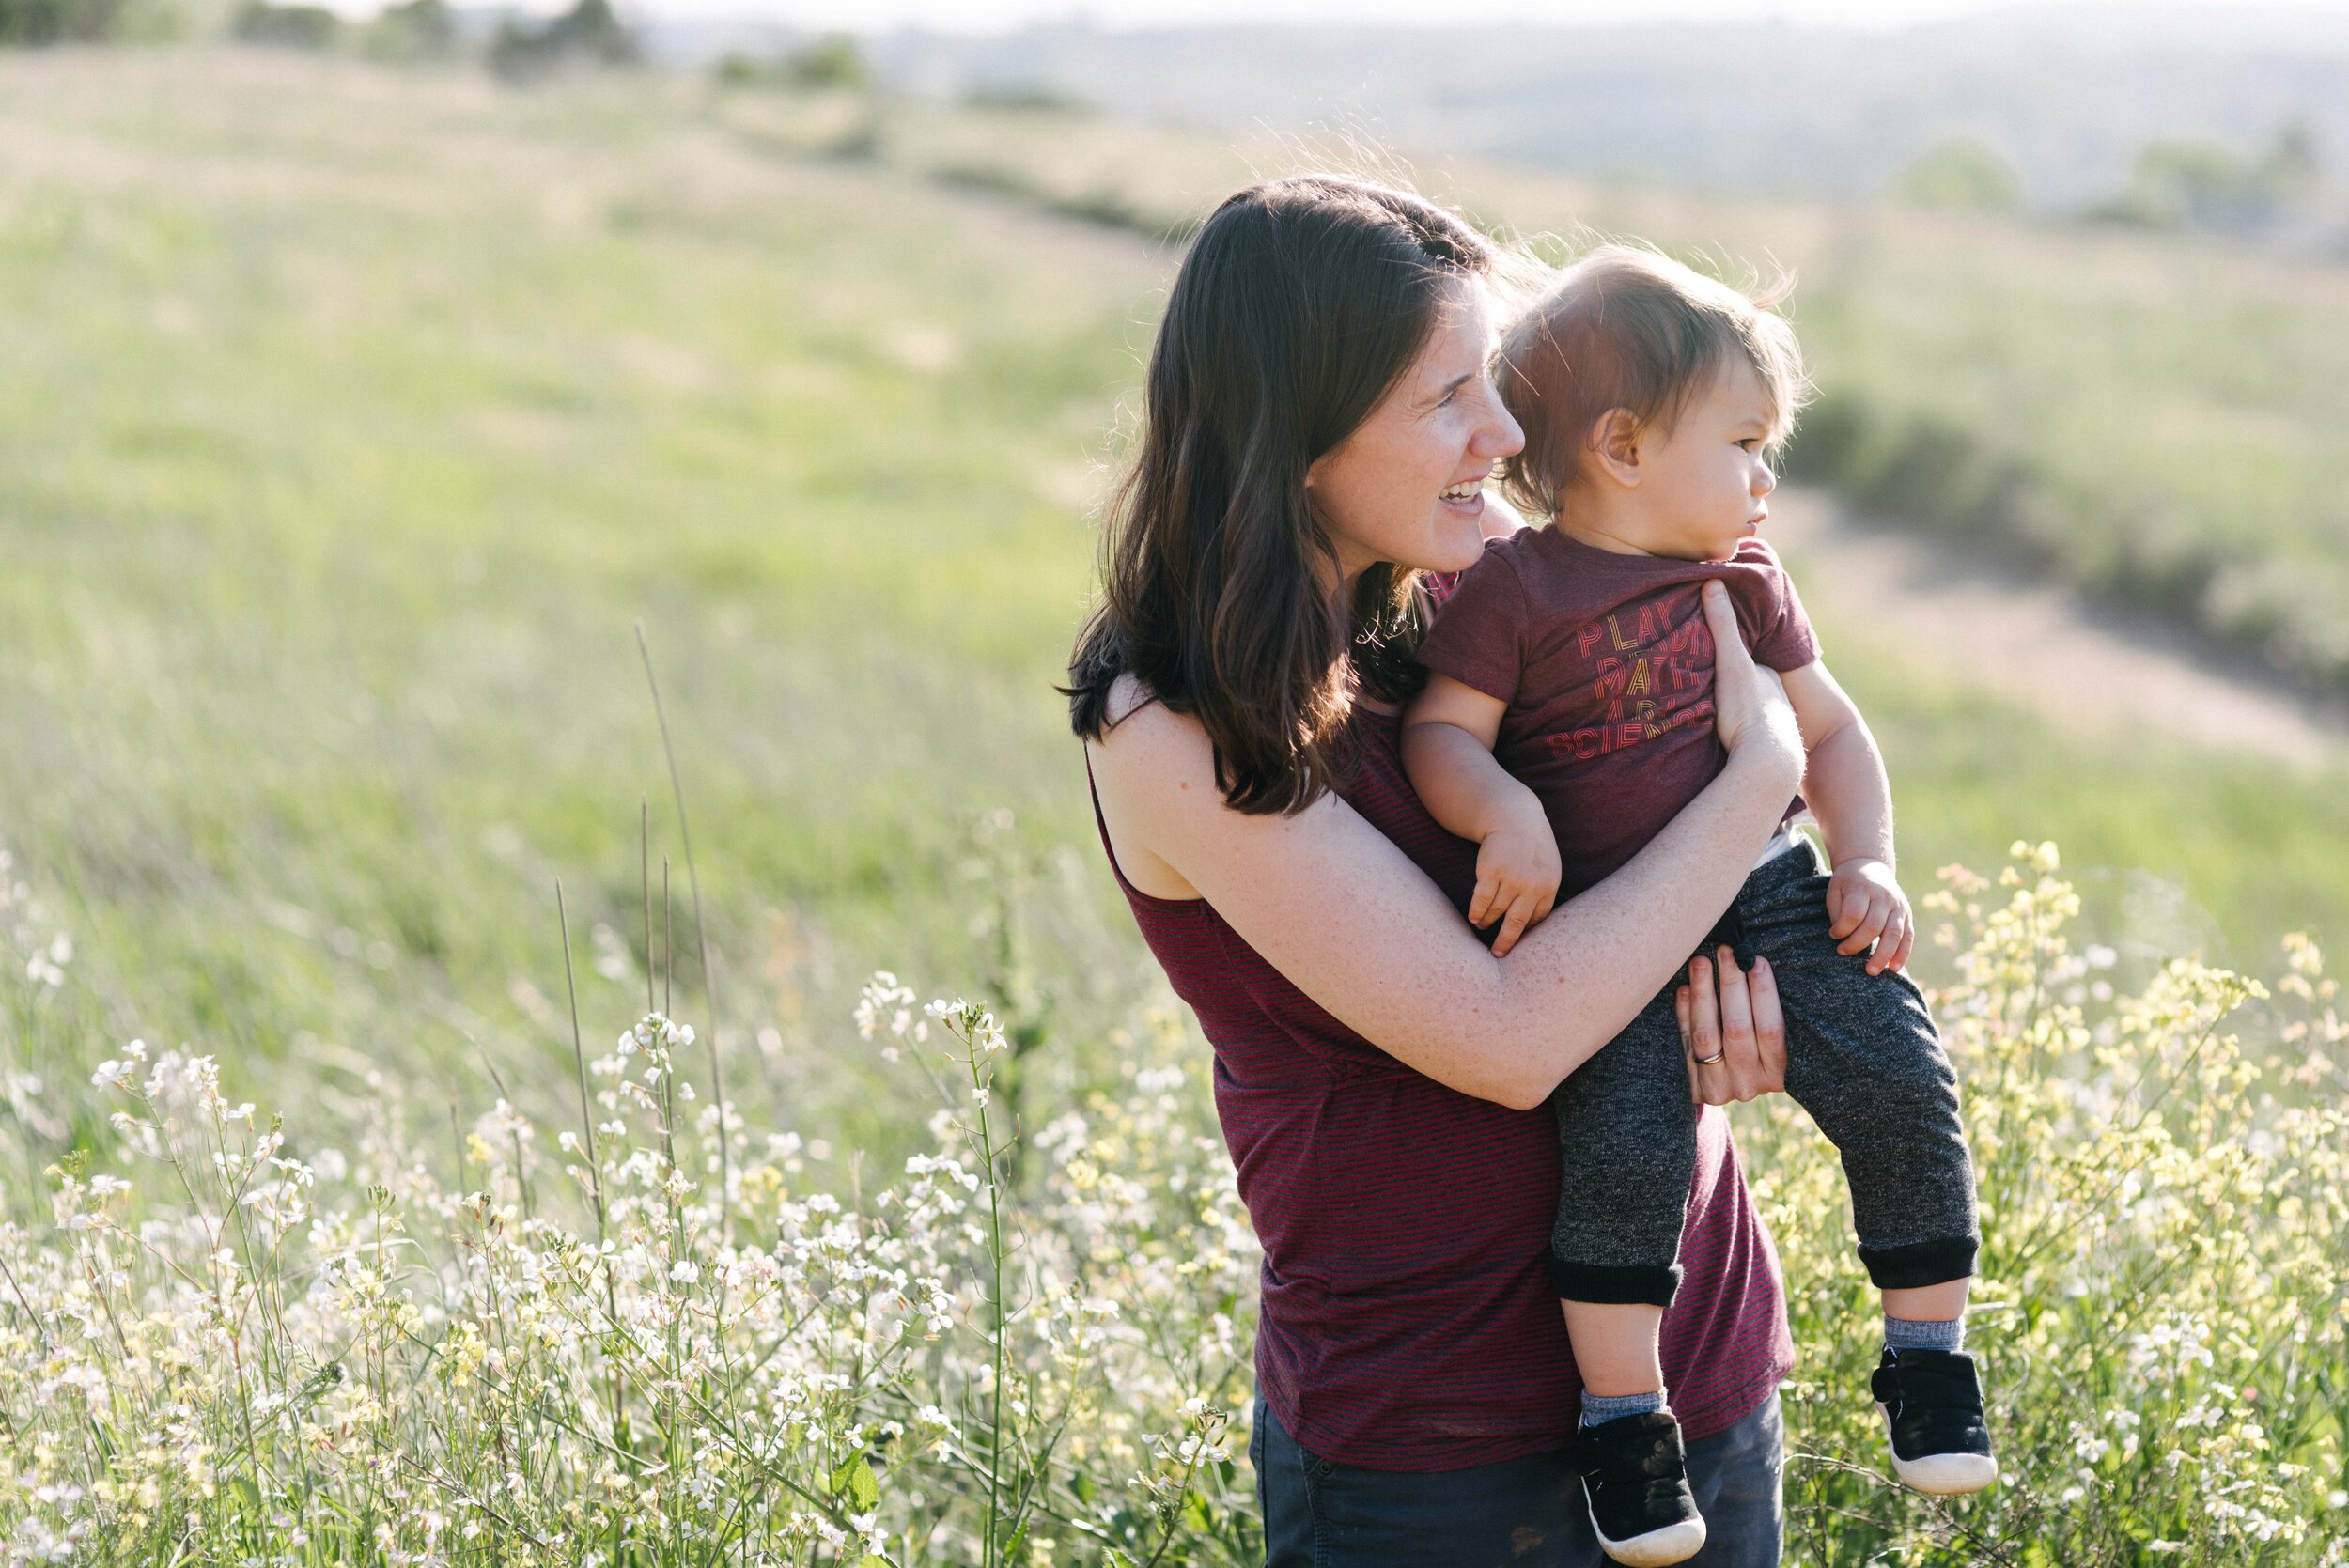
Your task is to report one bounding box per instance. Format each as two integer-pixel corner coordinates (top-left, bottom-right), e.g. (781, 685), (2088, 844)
(1068, 176), (1805, 1566)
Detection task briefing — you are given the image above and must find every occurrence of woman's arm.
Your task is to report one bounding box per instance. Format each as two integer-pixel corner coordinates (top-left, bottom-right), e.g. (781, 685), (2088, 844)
(1092, 583), (1803, 1110)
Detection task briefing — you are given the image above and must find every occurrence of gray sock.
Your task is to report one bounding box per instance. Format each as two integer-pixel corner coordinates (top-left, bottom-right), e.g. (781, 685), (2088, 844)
(1580, 1389), (1668, 1428)
(1884, 1314), (1965, 1356)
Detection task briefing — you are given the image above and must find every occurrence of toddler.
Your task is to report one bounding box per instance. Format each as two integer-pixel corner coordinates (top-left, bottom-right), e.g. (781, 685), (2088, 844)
(1402, 246), (1995, 1566)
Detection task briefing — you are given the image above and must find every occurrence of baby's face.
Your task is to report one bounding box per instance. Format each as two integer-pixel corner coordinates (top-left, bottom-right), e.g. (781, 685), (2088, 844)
(1632, 360), (1779, 562)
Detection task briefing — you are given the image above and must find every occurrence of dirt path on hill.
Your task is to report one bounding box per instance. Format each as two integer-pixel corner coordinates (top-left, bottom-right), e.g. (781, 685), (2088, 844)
(1766, 488), (2349, 768)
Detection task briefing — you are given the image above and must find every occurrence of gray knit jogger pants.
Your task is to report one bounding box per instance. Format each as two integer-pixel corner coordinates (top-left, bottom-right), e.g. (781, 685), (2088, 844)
(1548, 836), (1980, 1308)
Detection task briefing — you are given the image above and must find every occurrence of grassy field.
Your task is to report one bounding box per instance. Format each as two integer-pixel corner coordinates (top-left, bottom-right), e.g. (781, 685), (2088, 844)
(1795, 583), (2349, 969)
(0, 47), (2339, 1175)
(0, 53), (1172, 1147)
(1, 50), (2345, 1567)
(2, 50), (2347, 1110)
(0, 53), (2339, 1138)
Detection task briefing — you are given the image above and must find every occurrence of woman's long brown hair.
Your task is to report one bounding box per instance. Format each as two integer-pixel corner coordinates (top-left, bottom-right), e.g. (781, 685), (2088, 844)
(1066, 175), (1498, 815)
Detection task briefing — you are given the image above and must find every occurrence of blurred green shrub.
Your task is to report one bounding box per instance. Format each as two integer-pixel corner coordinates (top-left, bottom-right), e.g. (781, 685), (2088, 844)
(0, 0), (131, 43)
(2084, 120), (2322, 234)
(779, 31), (863, 89)
(489, 0), (634, 81)
(231, 0), (337, 50)
(362, 0), (453, 61)
(1892, 135), (2027, 213)
(711, 32), (868, 92)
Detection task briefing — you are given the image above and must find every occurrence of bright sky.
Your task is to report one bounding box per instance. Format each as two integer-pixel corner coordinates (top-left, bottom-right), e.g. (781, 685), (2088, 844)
(657, 0), (2349, 29)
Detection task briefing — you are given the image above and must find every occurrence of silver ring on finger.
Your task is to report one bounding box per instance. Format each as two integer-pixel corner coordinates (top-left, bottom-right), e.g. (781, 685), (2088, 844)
(1690, 1047), (1727, 1066)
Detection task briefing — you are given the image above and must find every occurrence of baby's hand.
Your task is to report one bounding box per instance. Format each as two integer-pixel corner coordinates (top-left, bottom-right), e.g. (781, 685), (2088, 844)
(1470, 806), (1562, 958)
(1826, 857), (1913, 976)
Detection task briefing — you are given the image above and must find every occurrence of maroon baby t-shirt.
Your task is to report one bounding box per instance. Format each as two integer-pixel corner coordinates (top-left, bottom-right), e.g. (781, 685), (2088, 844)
(1415, 529), (1818, 899)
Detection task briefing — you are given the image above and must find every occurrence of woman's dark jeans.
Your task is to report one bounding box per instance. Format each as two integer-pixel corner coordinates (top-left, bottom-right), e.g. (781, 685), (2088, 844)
(1252, 1390), (1784, 1567)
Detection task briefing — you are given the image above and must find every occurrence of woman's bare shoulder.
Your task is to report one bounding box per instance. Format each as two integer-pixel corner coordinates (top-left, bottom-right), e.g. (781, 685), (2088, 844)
(1091, 675), (1212, 784)
(1085, 675), (1214, 899)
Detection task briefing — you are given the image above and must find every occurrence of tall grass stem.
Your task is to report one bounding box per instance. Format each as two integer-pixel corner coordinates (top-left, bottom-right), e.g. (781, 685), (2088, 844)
(637, 621), (734, 1222)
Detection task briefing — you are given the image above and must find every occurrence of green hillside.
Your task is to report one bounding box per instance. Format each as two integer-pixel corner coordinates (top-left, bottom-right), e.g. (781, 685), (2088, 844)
(0, 54), (1153, 1139)
(0, 52), (2343, 1138)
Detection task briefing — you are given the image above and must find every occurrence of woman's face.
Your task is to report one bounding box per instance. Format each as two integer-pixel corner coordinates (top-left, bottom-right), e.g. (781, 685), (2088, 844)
(1304, 278), (1525, 582)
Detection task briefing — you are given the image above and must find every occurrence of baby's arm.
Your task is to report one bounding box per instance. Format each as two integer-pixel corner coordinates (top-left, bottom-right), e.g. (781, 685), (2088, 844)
(1400, 674), (1563, 957)
(1781, 660), (1914, 976)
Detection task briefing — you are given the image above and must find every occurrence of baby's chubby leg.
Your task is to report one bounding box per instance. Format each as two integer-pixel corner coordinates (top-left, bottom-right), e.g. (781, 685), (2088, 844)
(1884, 1279), (1969, 1327)
(1750, 854), (1981, 1296)
(1561, 1301), (1666, 1399)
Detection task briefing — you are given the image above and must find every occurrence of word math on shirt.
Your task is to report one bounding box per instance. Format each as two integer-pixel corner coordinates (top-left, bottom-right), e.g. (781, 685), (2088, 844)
(1553, 585), (1718, 764)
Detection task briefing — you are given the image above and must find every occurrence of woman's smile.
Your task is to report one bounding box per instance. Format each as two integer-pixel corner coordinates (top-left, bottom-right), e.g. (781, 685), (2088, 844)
(1439, 473), (1490, 520)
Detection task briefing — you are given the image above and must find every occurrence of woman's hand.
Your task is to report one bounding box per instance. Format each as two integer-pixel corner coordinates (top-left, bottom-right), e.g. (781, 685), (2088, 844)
(1679, 948), (1787, 1105)
(1702, 582), (1803, 790)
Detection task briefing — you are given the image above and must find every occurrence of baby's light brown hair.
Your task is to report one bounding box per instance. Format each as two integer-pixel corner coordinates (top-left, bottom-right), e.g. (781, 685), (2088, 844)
(1495, 244), (1809, 519)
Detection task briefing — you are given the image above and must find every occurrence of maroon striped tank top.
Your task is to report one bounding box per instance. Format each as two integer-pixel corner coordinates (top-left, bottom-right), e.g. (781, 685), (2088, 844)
(1090, 703), (1792, 1470)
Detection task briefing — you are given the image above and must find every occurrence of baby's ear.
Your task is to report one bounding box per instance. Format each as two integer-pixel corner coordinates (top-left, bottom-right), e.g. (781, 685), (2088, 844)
(1587, 408), (1643, 488)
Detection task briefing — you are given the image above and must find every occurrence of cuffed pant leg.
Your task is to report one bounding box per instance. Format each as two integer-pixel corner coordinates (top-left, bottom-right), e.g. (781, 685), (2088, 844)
(1549, 984), (1701, 1310)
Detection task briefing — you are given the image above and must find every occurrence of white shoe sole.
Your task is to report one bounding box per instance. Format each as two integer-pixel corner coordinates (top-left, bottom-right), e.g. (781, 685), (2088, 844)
(1879, 1403), (1999, 1495)
(1594, 1516), (1708, 1567)
(1893, 1450), (1999, 1495)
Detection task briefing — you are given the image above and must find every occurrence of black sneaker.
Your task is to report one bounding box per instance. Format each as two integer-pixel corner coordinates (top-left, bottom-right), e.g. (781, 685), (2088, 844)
(1573, 1409), (1707, 1566)
(1873, 1347), (1999, 1495)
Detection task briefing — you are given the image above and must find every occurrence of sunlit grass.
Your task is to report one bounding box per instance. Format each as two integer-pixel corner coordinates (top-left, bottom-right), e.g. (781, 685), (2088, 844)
(0, 54), (1154, 1141)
